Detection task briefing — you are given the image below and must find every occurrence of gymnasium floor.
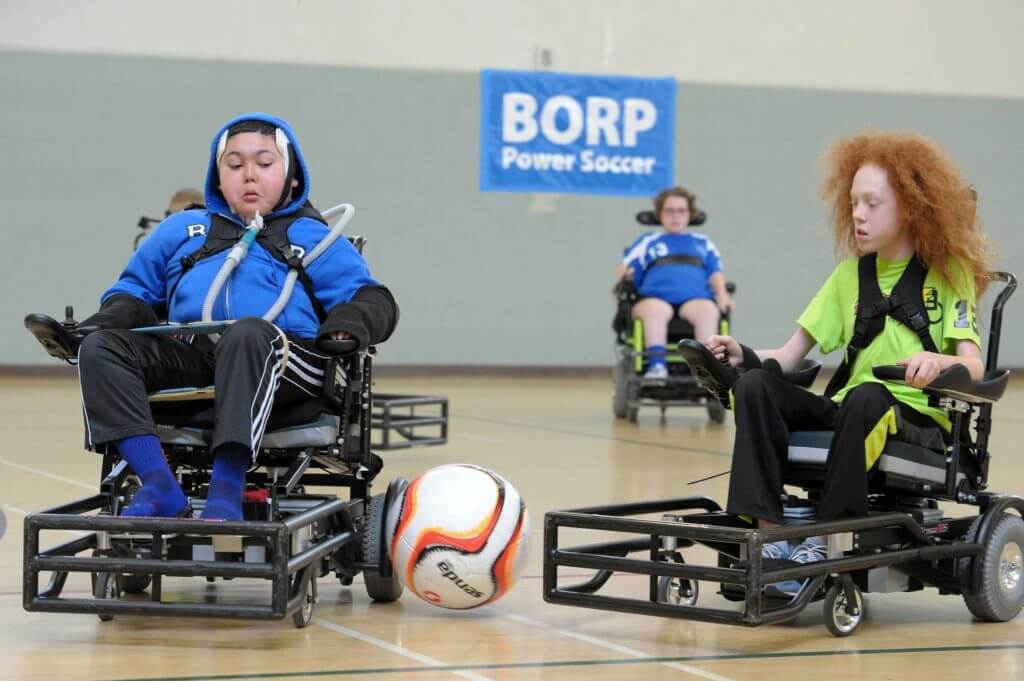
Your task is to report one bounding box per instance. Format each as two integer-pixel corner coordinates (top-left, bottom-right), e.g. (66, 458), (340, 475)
(2, 372), (1023, 680)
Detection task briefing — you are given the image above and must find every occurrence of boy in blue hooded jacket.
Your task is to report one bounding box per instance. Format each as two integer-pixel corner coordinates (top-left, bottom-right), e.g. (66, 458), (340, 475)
(76, 113), (398, 520)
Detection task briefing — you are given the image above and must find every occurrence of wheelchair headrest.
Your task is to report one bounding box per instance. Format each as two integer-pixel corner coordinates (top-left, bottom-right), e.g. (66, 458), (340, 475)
(636, 209), (707, 227)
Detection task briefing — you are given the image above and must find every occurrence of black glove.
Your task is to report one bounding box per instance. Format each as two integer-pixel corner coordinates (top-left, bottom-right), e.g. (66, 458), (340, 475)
(317, 285), (398, 349)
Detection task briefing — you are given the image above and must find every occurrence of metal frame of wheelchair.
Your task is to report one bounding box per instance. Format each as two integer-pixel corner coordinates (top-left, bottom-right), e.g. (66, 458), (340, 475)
(549, 271), (1022, 636)
(612, 278), (734, 424)
(23, 339), (415, 627)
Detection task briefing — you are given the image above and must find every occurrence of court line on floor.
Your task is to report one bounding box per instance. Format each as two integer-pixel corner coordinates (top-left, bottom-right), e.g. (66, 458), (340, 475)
(313, 617), (493, 681)
(502, 612), (736, 681)
(0, 456), (95, 490)
(1, 502), (90, 536)
(458, 415), (731, 458)
(84, 642), (1024, 681)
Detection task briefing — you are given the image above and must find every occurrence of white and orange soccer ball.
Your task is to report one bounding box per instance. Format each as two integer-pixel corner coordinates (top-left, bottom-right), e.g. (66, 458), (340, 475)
(386, 464), (531, 609)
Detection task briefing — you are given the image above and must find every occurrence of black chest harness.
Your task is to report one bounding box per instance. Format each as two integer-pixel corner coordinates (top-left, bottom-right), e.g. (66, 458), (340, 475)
(823, 254), (937, 398)
(648, 254), (704, 270)
(170, 202), (329, 322)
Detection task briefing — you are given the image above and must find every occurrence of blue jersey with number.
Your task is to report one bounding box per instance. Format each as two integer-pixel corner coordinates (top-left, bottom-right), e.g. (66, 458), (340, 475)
(622, 231), (722, 304)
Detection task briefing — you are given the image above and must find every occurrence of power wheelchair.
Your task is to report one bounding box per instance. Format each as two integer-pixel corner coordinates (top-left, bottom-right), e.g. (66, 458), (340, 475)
(548, 271), (1021, 636)
(21, 205), (438, 627)
(612, 208), (734, 424)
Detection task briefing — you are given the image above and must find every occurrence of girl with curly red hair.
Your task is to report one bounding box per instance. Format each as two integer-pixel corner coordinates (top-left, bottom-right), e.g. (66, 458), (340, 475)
(693, 131), (991, 595)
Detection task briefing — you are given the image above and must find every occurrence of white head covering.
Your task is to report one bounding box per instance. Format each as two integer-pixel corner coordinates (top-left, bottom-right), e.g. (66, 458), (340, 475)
(216, 127), (290, 176)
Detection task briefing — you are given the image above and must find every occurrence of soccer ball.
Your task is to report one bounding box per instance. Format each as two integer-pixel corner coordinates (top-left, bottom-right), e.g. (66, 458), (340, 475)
(386, 464), (530, 609)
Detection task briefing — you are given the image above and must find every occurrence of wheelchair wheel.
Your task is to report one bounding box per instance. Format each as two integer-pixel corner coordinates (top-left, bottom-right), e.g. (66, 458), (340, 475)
(962, 513), (1024, 622)
(292, 565), (317, 628)
(362, 493), (404, 603)
(121, 574), (151, 594)
(625, 379), (639, 423)
(612, 356), (630, 419)
(706, 399), (726, 424)
(92, 572), (120, 622)
(823, 580), (863, 637)
(657, 574), (699, 607)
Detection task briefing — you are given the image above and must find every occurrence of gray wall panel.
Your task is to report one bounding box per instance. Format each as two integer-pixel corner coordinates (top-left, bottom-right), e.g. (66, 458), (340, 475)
(2, 50), (1020, 366)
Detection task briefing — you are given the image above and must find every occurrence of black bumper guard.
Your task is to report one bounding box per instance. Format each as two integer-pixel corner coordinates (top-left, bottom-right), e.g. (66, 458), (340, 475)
(372, 394), (448, 450)
(543, 496), (983, 627)
(24, 493), (366, 621)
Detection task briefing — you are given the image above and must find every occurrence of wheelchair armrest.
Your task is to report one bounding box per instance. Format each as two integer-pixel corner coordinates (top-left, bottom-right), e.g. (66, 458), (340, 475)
(784, 358), (821, 388)
(612, 279), (638, 338)
(25, 313), (87, 362)
(131, 320), (232, 336)
(613, 278), (638, 298)
(873, 364), (1009, 403)
(316, 337), (359, 356)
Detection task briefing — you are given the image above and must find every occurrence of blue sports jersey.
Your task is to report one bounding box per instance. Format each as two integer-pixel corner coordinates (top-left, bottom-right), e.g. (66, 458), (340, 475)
(622, 231), (722, 304)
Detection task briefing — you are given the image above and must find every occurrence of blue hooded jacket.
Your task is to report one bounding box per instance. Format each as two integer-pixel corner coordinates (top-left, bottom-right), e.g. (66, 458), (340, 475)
(101, 113), (378, 340)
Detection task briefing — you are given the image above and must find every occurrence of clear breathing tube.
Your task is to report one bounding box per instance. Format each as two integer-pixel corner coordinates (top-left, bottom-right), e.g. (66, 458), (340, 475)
(200, 203), (355, 324)
(201, 210), (264, 322)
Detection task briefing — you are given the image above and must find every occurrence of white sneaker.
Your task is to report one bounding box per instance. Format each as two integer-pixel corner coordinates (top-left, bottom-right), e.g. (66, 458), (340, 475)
(644, 364), (669, 379)
(761, 540), (792, 560)
(790, 537), (827, 564)
(765, 537), (826, 598)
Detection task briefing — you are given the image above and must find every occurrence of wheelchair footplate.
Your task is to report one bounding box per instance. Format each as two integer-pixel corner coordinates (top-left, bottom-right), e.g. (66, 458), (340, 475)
(543, 496), (989, 636)
(23, 493), (366, 624)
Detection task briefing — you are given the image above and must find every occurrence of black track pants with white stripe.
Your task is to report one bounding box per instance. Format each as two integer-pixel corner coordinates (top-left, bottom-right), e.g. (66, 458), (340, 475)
(77, 317), (328, 456)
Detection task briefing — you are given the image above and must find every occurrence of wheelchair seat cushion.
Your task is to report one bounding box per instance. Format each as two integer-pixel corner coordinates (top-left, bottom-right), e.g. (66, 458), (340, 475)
(787, 430), (962, 487)
(152, 398), (340, 449)
(156, 411), (341, 449)
(152, 397), (329, 430)
(667, 318), (696, 341)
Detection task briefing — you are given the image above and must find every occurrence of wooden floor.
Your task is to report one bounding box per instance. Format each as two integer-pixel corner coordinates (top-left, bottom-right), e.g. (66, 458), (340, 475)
(2, 373), (1023, 680)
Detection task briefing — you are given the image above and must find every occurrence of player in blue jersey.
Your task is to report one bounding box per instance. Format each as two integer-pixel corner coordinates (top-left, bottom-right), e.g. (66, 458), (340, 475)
(616, 187), (733, 378)
(74, 113), (398, 521)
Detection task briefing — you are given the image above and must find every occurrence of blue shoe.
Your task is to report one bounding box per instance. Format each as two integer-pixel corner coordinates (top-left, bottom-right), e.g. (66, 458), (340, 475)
(765, 537), (826, 598)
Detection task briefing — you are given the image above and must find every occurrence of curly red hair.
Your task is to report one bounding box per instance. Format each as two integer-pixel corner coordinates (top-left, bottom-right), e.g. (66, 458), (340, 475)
(820, 130), (990, 299)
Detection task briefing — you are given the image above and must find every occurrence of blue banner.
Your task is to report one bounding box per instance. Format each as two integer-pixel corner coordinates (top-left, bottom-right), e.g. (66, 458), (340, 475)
(480, 69), (677, 196)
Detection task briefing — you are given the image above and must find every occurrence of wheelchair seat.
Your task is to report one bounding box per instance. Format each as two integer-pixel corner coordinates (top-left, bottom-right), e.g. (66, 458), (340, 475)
(786, 430), (965, 493)
(153, 399), (342, 450)
(667, 318), (696, 342)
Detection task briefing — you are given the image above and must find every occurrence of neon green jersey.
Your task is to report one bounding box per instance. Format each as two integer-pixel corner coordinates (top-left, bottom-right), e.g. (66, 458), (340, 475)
(797, 257), (981, 430)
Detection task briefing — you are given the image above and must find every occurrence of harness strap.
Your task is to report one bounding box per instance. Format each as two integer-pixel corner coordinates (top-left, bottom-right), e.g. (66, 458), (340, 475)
(259, 227), (328, 322)
(168, 202), (329, 322)
(647, 254), (704, 270)
(824, 254), (937, 398)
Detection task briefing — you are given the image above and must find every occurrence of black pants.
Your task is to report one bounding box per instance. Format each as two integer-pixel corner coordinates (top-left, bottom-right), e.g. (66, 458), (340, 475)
(78, 317), (329, 457)
(725, 369), (945, 523)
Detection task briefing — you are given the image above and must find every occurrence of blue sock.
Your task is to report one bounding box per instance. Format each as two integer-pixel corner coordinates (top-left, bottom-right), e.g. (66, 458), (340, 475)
(116, 435), (187, 517)
(201, 444), (250, 521)
(647, 344), (667, 370)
